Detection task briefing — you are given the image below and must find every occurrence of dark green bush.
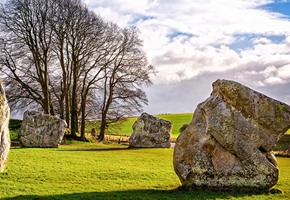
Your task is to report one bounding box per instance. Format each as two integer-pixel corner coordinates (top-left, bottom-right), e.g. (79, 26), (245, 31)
(9, 119), (22, 141)
(9, 119), (22, 130)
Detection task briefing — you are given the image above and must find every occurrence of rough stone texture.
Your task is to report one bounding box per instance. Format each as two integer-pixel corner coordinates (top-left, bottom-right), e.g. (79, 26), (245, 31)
(19, 111), (67, 148)
(129, 113), (172, 148)
(174, 79), (290, 191)
(0, 82), (10, 172)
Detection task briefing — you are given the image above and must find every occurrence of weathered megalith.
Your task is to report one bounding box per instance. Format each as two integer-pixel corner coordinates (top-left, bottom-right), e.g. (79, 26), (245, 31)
(129, 113), (172, 148)
(19, 111), (67, 148)
(174, 79), (290, 191)
(0, 82), (10, 172)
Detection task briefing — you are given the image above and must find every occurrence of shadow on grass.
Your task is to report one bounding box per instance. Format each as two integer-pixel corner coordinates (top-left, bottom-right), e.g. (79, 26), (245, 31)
(10, 144), (132, 152)
(58, 146), (139, 152)
(58, 146), (172, 152)
(1, 189), (279, 200)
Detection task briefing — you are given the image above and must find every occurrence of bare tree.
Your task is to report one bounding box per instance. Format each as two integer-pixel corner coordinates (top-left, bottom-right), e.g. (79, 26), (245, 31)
(97, 27), (154, 141)
(0, 0), (106, 139)
(0, 0), (56, 115)
(49, 0), (73, 125)
(50, 0), (109, 139)
(0, 0), (154, 141)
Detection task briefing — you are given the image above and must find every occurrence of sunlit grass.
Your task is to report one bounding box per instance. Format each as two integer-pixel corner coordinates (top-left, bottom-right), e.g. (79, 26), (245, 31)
(157, 113), (192, 137)
(84, 113), (192, 138)
(0, 142), (179, 199)
(0, 142), (290, 200)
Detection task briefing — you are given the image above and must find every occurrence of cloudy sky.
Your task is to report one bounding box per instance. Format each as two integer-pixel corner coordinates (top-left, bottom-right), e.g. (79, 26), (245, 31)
(11, 0), (290, 115)
(84, 0), (290, 115)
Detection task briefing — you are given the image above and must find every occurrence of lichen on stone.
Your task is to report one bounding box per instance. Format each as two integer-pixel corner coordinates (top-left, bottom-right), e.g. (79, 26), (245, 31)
(129, 113), (172, 148)
(174, 79), (290, 191)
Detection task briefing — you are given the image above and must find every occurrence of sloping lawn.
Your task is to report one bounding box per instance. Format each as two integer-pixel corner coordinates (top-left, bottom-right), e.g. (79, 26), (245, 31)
(157, 113), (192, 137)
(0, 142), (290, 200)
(84, 113), (193, 138)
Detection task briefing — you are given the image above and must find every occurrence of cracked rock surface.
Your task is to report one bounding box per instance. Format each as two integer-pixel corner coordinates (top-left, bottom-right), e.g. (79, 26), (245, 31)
(174, 79), (290, 191)
(129, 113), (172, 148)
(19, 111), (67, 148)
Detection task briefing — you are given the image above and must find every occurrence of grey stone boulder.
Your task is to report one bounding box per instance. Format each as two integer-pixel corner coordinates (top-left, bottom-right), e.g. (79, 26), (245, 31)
(19, 111), (67, 147)
(0, 82), (10, 172)
(174, 79), (290, 191)
(129, 113), (172, 148)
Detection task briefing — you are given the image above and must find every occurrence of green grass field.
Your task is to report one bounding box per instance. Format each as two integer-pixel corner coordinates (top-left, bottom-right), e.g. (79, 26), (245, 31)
(156, 113), (192, 137)
(84, 113), (193, 138)
(0, 142), (290, 200)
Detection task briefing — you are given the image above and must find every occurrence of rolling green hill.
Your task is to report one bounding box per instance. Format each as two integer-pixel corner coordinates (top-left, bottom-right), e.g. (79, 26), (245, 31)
(85, 113), (193, 138)
(156, 113), (192, 137)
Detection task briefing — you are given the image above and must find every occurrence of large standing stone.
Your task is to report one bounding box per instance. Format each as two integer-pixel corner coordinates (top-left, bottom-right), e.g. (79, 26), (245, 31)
(129, 113), (172, 148)
(19, 111), (67, 148)
(174, 79), (290, 191)
(0, 82), (10, 172)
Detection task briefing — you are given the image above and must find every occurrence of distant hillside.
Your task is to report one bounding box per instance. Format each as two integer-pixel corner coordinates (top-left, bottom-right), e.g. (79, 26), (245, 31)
(119, 113), (193, 137)
(156, 113), (192, 137)
(85, 113), (193, 137)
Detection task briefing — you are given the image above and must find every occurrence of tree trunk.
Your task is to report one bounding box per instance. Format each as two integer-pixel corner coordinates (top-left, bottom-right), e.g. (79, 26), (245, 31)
(59, 96), (64, 119)
(70, 68), (78, 138)
(80, 95), (87, 140)
(65, 90), (71, 128)
(98, 118), (107, 141)
(70, 100), (78, 138)
(49, 102), (55, 116)
(80, 114), (86, 140)
(42, 95), (54, 115)
(98, 75), (113, 142)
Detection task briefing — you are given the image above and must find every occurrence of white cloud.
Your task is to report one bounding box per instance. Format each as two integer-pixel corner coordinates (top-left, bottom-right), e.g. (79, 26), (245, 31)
(262, 65), (278, 77)
(84, 0), (290, 113)
(252, 37), (272, 44)
(256, 64), (290, 86)
(277, 64), (290, 79)
(85, 0), (290, 83)
(261, 76), (285, 85)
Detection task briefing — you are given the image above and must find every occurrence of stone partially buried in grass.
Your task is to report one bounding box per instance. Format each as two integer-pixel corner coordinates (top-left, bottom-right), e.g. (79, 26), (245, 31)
(19, 111), (67, 148)
(0, 81), (10, 172)
(129, 113), (172, 148)
(174, 79), (290, 191)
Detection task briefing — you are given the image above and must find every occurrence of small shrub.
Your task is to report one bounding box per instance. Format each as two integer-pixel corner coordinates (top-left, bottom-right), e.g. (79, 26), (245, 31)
(9, 119), (22, 141)
(9, 130), (19, 141)
(9, 119), (22, 130)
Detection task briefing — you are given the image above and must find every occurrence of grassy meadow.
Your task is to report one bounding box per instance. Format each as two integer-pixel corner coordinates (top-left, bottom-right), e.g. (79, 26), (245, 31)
(85, 113), (193, 138)
(1, 142), (290, 200)
(2, 114), (290, 199)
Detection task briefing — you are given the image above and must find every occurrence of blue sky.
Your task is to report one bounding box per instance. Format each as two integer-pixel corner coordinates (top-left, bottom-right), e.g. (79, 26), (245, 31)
(261, 0), (290, 18)
(83, 0), (290, 114)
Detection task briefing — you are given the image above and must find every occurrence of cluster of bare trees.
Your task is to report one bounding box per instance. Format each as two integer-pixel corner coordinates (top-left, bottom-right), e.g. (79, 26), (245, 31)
(0, 0), (153, 141)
